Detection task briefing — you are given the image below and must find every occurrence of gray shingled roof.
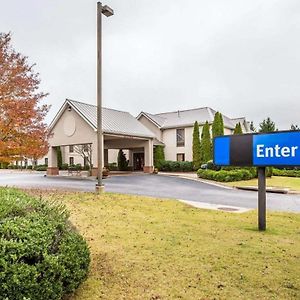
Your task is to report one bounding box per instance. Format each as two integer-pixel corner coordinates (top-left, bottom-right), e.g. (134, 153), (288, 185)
(52, 99), (155, 138)
(231, 117), (251, 133)
(141, 107), (236, 129)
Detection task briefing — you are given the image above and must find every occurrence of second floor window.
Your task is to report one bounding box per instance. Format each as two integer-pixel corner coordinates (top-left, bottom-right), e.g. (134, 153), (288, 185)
(176, 128), (185, 147)
(69, 145), (74, 153)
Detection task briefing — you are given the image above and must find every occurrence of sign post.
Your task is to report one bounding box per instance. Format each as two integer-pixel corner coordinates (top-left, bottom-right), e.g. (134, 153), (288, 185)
(257, 167), (266, 231)
(214, 130), (300, 231)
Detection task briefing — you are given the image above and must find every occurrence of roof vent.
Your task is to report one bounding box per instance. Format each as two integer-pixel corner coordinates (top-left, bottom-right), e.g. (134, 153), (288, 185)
(177, 110), (180, 117)
(67, 105), (72, 112)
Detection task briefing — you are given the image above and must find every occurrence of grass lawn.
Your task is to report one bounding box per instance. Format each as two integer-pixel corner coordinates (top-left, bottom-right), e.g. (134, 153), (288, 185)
(224, 176), (300, 192)
(32, 191), (300, 300)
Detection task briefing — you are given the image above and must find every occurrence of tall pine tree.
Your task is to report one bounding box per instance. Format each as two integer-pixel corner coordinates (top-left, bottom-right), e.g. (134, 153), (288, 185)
(250, 121), (256, 132)
(233, 122), (243, 134)
(212, 112), (219, 138)
(154, 145), (165, 169)
(219, 113), (224, 136)
(200, 121), (212, 163)
(212, 112), (224, 137)
(192, 121), (201, 169)
(259, 117), (276, 133)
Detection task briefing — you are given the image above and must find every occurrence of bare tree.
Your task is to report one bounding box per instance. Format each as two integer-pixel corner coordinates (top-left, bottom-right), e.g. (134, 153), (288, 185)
(74, 144), (92, 174)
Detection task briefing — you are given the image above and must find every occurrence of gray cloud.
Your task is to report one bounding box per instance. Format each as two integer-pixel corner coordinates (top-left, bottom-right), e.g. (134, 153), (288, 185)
(1, 0), (299, 129)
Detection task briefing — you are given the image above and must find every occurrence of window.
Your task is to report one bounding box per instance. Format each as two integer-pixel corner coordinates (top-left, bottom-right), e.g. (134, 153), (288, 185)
(45, 158), (48, 166)
(69, 157), (74, 165)
(177, 153), (185, 162)
(176, 129), (185, 147)
(83, 144), (89, 152)
(69, 145), (74, 153)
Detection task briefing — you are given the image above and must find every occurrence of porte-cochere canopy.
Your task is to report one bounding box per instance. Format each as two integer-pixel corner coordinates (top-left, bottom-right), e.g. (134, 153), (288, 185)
(46, 99), (155, 175)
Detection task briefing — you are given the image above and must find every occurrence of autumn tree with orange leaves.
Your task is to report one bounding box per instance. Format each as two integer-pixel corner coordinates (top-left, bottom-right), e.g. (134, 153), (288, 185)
(0, 33), (49, 165)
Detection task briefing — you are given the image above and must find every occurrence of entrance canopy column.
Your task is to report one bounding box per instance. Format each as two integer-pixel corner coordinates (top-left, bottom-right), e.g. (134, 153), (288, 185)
(143, 139), (154, 173)
(47, 147), (59, 175)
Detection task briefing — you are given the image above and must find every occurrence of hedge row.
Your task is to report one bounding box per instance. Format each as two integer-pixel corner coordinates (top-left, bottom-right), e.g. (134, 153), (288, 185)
(273, 168), (300, 177)
(0, 188), (90, 300)
(158, 161), (193, 172)
(197, 169), (255, 182)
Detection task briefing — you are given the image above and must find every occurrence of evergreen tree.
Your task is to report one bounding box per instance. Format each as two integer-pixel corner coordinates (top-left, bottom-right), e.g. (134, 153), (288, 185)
(154, 145), (165, 169)
(200, 121), (212, 163)
(218, 113), (224, 136)
(212, 112), (224, 137)
(192, 121), (201, 169)
(212, 112), (219, 138)
(56, 146), (62, 169)
(117, 149), (128, 171)
(233, 122), (243, 134)
(250, 121), (256, 132)
(259, 117), (276, 133)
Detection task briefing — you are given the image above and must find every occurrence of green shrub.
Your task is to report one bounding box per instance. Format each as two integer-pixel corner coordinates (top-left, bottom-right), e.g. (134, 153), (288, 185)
(273, 168), (300, 177)
(154, 146), (165, 169)
(56, 146), (63, 170)
(61, 163), (69, 170)
(34, 164), (47, 171)
(0, 188), (90, 300)
(197, 169), (255, 182)
(75, 164), (82, 171)
(117, 150), (129, 171)
(266, 167), (273, 177)
(108, 162), (118, 171)
(206, 160), (221, 171)
(158, 160), (193, 172)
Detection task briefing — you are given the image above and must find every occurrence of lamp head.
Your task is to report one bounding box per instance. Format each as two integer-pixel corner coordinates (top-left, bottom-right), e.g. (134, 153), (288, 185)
(102, 5), (114, 17)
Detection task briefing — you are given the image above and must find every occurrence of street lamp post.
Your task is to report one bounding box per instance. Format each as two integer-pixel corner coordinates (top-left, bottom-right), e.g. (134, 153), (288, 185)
(96, 2), (114, 192)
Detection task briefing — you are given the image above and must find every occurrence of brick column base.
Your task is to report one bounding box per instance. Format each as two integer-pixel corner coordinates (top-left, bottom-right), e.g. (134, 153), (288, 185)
(143, 166), (154, 173)
(91, 168), (98, 177)
(47, 167), (59, 176)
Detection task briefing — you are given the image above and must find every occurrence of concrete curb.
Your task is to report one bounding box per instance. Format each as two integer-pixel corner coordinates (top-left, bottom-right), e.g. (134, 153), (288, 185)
(46, 175), (97, 181)
(157, 173), (300, 195)
(235, 186), (289, 194)
(157, 173), (234, 190)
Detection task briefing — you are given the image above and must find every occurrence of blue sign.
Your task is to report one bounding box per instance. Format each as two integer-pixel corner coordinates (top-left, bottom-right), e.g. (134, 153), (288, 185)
(253, 131), (300, 166)
(214, 131), (300, 167)
(214, 136), (230, 166)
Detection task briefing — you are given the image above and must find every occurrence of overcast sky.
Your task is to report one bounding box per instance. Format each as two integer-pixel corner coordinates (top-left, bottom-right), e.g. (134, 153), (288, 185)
(1, 0), (300, 129)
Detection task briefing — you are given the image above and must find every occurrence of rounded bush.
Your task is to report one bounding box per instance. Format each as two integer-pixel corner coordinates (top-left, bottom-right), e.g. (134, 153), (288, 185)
(197, 168), (255, 182)
(0, 188), (90, 300)
(158, 160), (193, 172)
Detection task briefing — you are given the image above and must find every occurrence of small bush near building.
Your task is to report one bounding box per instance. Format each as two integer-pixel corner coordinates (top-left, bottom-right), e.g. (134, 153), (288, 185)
(197, 169), (254, 182)
(273, 168), (300, 177)
(61, 163), (69, 170)
(0, 188), (90, 300)
(108, 162), (118, 171)
(118, 150), (129, 171)
(154, 145), (165, 169)
(34, 164), (48, 171)
(159, 160), (193, 172)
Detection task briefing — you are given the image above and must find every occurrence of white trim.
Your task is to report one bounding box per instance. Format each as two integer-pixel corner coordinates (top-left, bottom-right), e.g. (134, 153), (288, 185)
(49, 99), (96, 132)
(137, 112), (162, 129)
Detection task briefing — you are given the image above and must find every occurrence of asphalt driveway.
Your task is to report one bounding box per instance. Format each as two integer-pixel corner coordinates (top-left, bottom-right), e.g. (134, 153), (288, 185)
(0, 171), (299, 212)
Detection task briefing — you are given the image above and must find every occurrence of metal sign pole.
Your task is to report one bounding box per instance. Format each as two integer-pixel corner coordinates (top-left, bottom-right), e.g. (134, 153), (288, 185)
(258, 167), (266, 231)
